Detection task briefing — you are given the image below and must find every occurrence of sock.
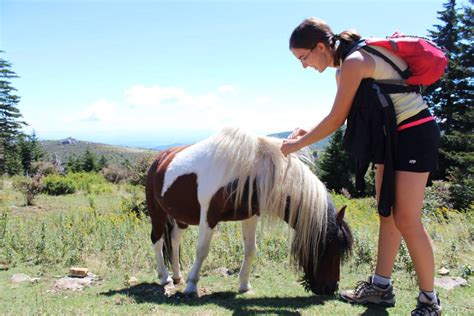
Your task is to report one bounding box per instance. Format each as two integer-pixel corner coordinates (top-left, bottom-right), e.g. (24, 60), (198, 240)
(419, 290), (437, 304)
(372, 273), (391, 288)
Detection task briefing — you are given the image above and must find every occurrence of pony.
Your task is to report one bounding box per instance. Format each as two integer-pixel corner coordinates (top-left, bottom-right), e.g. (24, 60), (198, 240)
(145, 127), (353, 296)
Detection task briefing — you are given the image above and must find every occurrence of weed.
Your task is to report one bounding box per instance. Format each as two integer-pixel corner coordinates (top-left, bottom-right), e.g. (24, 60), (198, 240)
(0, 208), (8, 240)
(351, 231), (376, 271)
(461, 264), (472, 281)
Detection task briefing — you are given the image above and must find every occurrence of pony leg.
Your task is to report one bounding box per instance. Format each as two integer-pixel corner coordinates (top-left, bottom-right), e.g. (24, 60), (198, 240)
(239, 215), (258, 293)
(152, 238), (173, 286)
(171, 224), (185, 284)
(184, 210), (214, 295)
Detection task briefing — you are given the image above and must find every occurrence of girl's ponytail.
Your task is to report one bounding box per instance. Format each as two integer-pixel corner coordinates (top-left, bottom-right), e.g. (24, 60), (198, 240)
(333, 30), (361, 67)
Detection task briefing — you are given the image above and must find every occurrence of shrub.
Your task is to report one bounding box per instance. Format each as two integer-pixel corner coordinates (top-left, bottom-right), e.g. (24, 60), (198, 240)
(101, 154), (155, 186)
(30, 161), (61, 176)
(65, 172), (112, 194)
(12, 175), (43, 206)
(129, 154), (156, 186)
(424, 180), (453, 213)
(120, 185), (147, 217)
(447, 167), (474, 211)
(42, 175), (76, 195)
(101, 164), (134, 184)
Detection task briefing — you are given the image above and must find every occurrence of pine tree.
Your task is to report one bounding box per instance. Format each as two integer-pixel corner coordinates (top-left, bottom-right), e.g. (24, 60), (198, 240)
(427, 0), (473, 179)
(18, 131), (45, 176)
(82, 149), (97, 172)
(66, 155), (81, 173)
(97, 154), (108, 171)
(317, 127), (355, 195)
(0, 51), (26, 174)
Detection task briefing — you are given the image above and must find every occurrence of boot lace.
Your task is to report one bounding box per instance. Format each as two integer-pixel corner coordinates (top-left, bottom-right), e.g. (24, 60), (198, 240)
(411, 300), (440, 316)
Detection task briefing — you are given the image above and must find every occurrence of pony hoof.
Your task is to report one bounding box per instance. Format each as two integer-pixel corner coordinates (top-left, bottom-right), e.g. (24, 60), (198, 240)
(173, 277), (183, 285)
(239, 288), (255, 295)
(159, 277), (173, 287)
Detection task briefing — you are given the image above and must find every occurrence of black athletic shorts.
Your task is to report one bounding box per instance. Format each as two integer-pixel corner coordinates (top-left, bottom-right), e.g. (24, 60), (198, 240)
(394, 109), (440, 172)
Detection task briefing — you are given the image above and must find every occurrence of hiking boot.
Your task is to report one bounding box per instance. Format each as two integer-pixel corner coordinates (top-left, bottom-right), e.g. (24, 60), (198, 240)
(340, 276), (395, 307)
(411, 292), (442, 316)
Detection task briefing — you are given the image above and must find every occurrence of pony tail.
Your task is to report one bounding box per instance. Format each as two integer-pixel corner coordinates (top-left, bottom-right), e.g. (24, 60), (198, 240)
(162, 217), (175, 268)
(333, 29), (361, 67)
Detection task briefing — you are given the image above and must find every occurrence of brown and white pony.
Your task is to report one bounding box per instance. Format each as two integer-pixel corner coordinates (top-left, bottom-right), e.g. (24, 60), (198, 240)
(145, 127), (353, 296)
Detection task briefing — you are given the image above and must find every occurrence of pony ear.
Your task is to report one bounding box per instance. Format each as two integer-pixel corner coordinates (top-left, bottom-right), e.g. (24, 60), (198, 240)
(336, 206), (347, 224)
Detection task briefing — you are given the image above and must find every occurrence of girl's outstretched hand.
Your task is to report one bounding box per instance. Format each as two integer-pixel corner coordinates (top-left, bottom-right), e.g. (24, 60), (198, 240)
(288, 127), (307, 139)
(281, 138), (303, 156)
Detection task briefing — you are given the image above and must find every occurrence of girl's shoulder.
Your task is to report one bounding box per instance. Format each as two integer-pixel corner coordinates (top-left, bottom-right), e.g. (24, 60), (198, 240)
(341, 50), (375, 79)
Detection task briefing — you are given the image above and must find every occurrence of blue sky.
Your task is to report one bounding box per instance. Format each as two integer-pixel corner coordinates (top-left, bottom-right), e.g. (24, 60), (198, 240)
(1, 0), (458, 148)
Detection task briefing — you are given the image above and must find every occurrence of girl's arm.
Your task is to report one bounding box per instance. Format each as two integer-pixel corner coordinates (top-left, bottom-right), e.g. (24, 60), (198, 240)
(281, 51), (374, 155)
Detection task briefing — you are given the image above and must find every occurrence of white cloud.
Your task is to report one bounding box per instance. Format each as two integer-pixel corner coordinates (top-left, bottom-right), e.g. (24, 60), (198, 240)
(79, 99), (117, 122)
(124, 85), (187, 106)
(44, 84), (333, 145)
(124, 85), (223, 109)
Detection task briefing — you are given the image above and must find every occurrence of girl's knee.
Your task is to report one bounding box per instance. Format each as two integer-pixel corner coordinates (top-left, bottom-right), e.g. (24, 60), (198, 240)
(393, 212), (423, 235)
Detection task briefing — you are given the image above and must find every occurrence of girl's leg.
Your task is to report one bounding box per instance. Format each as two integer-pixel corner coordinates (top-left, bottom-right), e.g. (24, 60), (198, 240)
(340, 164), (398, 306)
(392, 171), (434, 291)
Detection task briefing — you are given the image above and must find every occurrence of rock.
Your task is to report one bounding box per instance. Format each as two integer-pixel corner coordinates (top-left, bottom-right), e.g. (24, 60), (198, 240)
(51, 274), (96, 292)
(438, 267), (450, 276)
(11, 274), (31, 283)
(214, 267), (230, 277)
(127, 277), (139, 286)
(435, 277), (468, 290)
(60, 137), (77, 145)
(69, 267), (89, 278)
(30, 277), (41, 284)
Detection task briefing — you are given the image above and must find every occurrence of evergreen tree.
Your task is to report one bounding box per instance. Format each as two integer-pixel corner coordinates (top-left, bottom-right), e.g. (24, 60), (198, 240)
(82, 148), (97, 172)
(3, 142), (22, 175)
(427, 0), (473, 179)
(66, 155), (81, 173)
(18, 131), (45, 176)
(317, 127), (355, 195)
(97, 154), (108, 171)
(0, 51), (26, 174)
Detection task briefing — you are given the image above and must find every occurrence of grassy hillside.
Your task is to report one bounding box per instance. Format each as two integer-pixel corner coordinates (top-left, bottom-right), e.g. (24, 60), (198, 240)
(40, 139), (158, 165)
(1, 175), (472, 315)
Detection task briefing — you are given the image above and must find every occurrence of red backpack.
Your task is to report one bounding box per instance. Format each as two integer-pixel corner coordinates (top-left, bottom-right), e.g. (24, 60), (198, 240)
(343, 32), (448, 90)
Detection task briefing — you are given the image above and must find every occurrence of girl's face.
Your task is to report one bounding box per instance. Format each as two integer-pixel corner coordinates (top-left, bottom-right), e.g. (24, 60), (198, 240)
(291, 42), (334, 72)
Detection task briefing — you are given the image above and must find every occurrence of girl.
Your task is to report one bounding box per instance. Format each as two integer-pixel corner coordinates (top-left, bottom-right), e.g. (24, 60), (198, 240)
(281, 18), (441, 316)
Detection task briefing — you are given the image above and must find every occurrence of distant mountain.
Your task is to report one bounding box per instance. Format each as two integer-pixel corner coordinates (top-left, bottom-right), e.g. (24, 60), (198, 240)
(267, 131), (330, 151)
(39, 130), (331, 166)
(40, 138), (158, 165)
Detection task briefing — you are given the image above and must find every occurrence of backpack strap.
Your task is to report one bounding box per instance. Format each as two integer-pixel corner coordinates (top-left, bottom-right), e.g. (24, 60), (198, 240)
(341, 39), (366, 61)
(341, 39), (422, 94)
(377, 83), (424, 94)
(360, 45), (412, 80)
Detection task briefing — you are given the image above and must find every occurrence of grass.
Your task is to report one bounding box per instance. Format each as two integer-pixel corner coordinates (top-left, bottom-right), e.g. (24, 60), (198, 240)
(1, 177), (473, 315)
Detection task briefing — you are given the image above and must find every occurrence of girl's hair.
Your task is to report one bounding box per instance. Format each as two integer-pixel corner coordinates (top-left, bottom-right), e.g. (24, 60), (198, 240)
(289, 17), (361, 66)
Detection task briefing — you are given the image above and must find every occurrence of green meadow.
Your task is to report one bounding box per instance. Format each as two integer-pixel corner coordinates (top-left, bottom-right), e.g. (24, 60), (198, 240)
(1, 175), (473, 315)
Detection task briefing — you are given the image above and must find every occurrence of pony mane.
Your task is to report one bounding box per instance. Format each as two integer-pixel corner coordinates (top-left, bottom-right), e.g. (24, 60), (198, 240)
(208, 127), (328, 272)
